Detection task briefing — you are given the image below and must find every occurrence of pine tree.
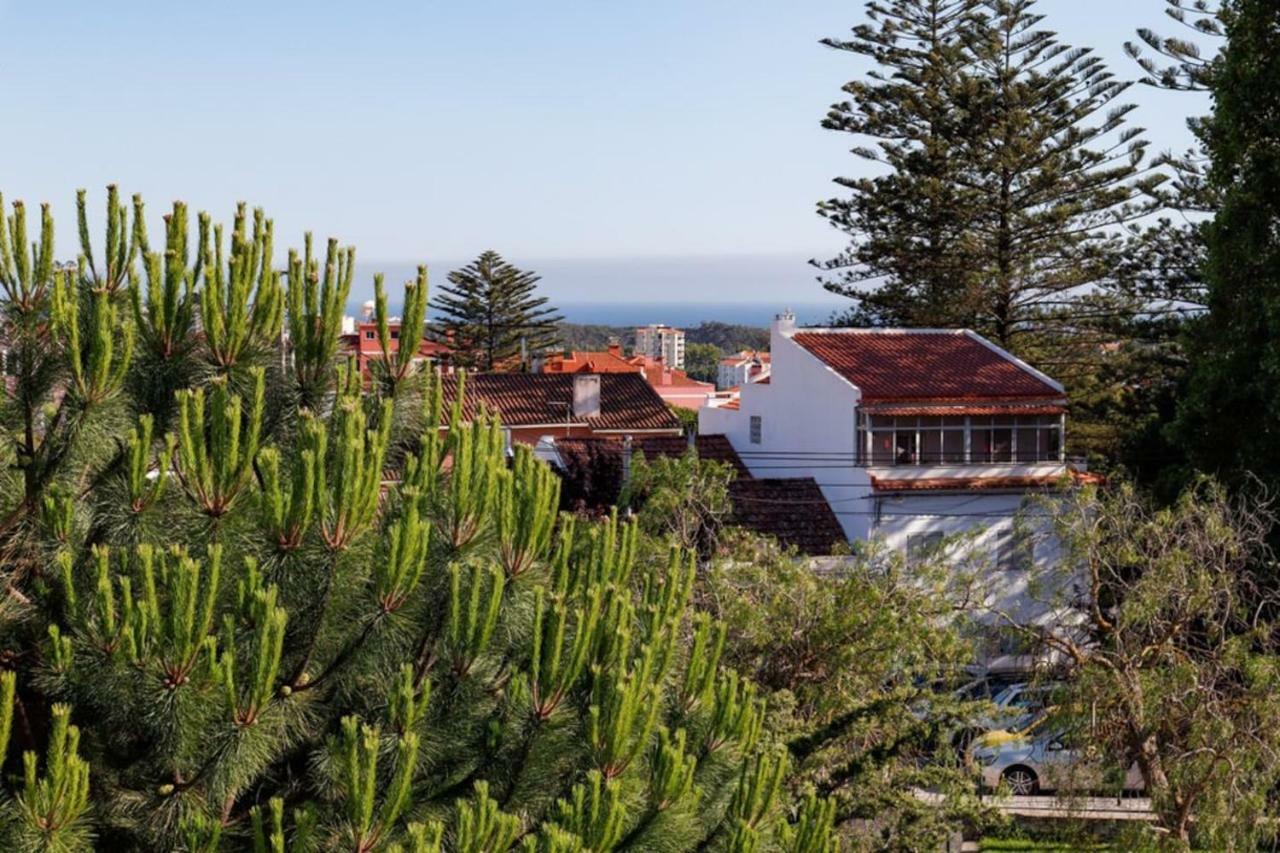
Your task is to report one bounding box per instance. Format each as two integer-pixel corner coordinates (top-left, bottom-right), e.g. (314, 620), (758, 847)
(0, 188), (837, 851)
(1172, 0), (1280, 490)
(430, 251), (562, 371)
(820, 0), (1162, 348)
(819, 0), (1163, 466)
(816, 0), (987, 328)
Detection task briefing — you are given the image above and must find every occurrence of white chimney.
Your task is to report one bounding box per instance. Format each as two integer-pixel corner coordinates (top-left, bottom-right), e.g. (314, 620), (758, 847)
(572, 374), (601, 418)
(772, 308), (796, 337)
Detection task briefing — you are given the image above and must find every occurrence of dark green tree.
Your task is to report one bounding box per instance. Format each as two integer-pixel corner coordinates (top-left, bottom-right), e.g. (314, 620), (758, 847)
(819, 0), (1164, 344)
(818, 0), (1163, 469)
(816, 0), (987, 328)
(431, 251), (562, 371)
(1172, 0), (1280, 491)
(956, 0), (1158, 354)
(0, 188), (837, 852)
(682, 342), (722, 385)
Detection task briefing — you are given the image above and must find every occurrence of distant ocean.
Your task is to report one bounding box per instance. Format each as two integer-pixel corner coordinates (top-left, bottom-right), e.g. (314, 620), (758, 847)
(551, 302), (843, 328)
(348, 256), (848, 329)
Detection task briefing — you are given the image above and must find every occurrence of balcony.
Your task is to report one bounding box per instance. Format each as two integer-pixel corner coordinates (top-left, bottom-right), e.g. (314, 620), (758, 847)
(856, 413), (1064, 467)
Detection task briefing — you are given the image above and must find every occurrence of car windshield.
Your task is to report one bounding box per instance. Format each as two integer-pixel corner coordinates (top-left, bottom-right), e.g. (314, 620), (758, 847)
(991, 684), (1022, 707)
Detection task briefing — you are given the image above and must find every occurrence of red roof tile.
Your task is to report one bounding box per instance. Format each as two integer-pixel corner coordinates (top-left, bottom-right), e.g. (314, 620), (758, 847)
(728, 478), (845, 555)
(862, 402), (1065, 416)
(870, 469), (1097, 492)
(439, 373), (681, 433)
(792, 330), (1061, 402)
(543, 350), (640, 374)
(554, 434), (751, 479)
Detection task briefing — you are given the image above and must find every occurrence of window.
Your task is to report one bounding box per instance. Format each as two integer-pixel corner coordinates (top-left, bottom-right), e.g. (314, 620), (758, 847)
(749, 415), (762, 445)
(390, 330), (400, 340)
(907, 531), (945, 565)
(862, 413), (1062, 465)
(363, 331), (375, 340)
(998, 527), (1034, 571)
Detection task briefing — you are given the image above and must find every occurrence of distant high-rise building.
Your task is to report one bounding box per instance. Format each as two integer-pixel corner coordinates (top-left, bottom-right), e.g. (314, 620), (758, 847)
(634, 324), (685, 369)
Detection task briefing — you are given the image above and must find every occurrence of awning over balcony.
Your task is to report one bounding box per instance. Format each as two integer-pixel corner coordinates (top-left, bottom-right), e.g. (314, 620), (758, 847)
(859, 400), (1066, 417)
(870, 468), (1104, 492)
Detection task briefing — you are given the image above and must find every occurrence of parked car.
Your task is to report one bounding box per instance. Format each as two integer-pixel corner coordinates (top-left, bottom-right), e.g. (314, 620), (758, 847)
(950, 680), (1060, 752)
(972, 727), (1145, 796)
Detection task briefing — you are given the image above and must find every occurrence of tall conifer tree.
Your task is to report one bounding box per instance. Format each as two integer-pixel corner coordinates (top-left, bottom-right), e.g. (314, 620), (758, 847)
(817, 0), (986, 328)
(430, 251), (562, 371)
(820, 0), (1160, 349)
(1173, 0), (1280, 489)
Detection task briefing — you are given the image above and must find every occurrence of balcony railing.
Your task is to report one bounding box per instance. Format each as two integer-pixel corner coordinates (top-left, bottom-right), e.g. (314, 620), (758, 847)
(856, 413), (1064, 467)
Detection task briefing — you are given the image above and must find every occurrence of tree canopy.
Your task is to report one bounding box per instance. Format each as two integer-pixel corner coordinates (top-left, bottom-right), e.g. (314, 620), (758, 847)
(0, 189), (839, 852)
(430, 251), (562, 371)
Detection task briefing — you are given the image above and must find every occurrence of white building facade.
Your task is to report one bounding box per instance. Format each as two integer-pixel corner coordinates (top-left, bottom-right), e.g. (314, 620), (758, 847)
(700, 313), (1083, 651)
(634, 324), (686, 369)
(717, 350), (771, 390)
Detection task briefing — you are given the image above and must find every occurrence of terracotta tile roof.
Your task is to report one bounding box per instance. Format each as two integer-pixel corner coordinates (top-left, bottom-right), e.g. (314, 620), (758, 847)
(792, 330), (1062, 402)
(637, 435), (751, 478)
(720, 350), (771, 366)
(728, 478), (845, 555)
(554, 434), (751, 479)
(862, 402), (1065, 416)
(870, 468), (1099, 492)
(439, 373), (681, 433)
(543, 350), (640, 374)
(639, 362), (713, 389)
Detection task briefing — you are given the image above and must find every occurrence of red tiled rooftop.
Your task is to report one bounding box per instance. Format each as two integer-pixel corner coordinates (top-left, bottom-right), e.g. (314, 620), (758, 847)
(543, 350), (639, 374)
(555, 434), (751, 479)
(439, 373), (681, 433)
(792, 330), (1061, 402)
(728, 478), (845, 555)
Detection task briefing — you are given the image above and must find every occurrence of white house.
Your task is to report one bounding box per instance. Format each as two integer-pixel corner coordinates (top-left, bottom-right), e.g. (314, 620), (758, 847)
(717, 350), (771, 390)
(700, 312), (1091, 656)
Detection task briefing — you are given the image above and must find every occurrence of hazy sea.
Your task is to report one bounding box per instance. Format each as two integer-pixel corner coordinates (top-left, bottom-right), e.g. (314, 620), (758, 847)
(551, 302), (841, 328)
(348, 256), (847, 329)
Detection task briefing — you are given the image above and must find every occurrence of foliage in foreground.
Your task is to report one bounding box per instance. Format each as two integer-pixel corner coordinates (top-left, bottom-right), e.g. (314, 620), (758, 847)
(997, 480), (1280, 848)
(0, 189), (838, 851)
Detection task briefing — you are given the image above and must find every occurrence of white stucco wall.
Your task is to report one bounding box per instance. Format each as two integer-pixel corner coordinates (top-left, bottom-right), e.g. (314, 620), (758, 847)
(700, 313), (873, 539)
(697, 314), (1080, 651)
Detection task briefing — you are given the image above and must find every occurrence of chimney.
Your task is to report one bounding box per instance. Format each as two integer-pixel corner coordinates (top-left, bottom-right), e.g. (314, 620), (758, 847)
(607, 336), (622, 358)
(572, 374), (601, 418)
(772, 309), (796, 338)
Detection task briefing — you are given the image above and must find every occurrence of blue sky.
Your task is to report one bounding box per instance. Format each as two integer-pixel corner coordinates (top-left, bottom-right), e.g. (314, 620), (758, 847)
(1, 2), (1207, 307)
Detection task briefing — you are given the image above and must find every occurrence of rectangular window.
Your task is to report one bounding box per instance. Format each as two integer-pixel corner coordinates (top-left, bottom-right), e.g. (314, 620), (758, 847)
(907, 531), (945, 565)
(1015, 427), (1040, 462)
(869, 429), (896, 464)
(971, 426), (992, 463)
(894, 429), (917, 464)
(749, 415), (762, 445)
(991, 428), (1013, 462)
(363, 331), (375, 340)
(858, 412), (1063, 465)
(942, 429), (966, 463)
(998, 527), (1034, 571)
(921, 429), (942, 464)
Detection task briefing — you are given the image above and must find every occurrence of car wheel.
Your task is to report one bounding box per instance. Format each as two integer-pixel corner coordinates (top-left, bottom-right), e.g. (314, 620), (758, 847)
(1001, 766), (1040, 796)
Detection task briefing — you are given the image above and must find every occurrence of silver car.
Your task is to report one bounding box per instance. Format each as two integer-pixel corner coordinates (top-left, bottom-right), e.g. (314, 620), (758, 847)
(972, 730), (1145, 796)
